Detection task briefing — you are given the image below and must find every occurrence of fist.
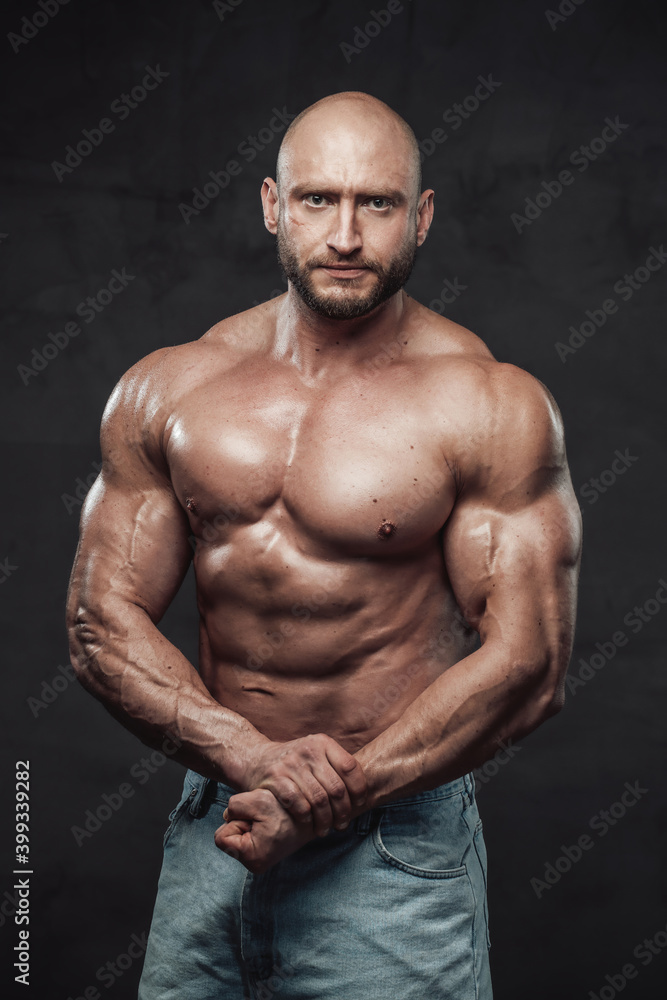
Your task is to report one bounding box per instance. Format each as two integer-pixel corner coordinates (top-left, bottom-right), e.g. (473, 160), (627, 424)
(214, 788), (314, 873)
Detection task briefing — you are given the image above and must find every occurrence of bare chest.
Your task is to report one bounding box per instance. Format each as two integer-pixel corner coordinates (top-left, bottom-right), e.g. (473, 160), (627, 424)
(165, 365), (455, 555)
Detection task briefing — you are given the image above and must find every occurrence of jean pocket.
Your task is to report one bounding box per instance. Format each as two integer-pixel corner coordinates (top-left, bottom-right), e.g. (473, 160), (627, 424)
(371, 793), (471, 878)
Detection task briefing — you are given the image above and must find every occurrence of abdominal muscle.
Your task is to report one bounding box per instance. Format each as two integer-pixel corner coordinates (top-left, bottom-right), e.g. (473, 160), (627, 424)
(193, 528), (476, 753)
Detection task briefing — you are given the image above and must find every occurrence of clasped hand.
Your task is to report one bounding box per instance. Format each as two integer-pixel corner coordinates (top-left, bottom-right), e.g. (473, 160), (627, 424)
(214, 733), (367, 873)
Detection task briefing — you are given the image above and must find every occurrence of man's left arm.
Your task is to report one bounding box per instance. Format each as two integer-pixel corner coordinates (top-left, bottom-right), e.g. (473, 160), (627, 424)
(355, 367), (582, 805)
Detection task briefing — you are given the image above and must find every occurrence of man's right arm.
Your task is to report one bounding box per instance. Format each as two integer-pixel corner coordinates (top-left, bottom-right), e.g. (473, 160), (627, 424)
(66, 352), (272, 788)
(66, 351), (366, 832)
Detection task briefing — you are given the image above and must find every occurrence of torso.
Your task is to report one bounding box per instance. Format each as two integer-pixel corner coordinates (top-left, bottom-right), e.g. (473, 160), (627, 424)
(155, 295), (495, 751)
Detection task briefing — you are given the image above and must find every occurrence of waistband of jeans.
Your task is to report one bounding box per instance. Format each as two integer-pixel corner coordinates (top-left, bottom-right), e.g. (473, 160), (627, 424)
(379, 772), (474, 808)
(183, 768), (474, 817)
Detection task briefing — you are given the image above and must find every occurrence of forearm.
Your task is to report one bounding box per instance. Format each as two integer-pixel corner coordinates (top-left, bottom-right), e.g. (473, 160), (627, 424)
(354, 640), (563, 808)
(67, 600), (269, 788)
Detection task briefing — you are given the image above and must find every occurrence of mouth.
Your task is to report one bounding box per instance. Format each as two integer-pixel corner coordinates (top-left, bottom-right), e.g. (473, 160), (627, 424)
(318, 265), (371, 280)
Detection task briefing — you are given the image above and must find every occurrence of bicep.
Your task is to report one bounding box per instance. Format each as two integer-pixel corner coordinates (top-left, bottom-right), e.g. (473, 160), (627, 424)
(442, 365), (582, 669)
(69, 370), (192, 625)
(443, 483), (581, 663)
(74, 472), (192, 624)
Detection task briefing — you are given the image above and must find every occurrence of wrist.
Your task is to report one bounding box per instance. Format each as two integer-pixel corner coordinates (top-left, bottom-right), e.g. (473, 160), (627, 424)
(355, 733), (424, 809)
(222, 728), (274, 791)
(353, 743), (387, 812)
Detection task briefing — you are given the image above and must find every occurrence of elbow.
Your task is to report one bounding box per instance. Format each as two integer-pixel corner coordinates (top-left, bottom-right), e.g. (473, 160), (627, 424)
(536, 679), (566, 721)
(511, 649), (567, 732)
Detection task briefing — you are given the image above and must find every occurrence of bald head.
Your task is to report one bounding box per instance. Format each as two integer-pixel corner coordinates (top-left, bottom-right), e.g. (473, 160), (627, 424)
(276, 92), (422, 204)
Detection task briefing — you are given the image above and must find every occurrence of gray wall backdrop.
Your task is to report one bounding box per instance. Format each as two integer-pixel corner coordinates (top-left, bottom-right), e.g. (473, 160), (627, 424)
(1, 0), (665, 997)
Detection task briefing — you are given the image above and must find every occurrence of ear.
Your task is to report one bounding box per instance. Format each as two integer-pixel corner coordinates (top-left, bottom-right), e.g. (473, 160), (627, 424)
(261, 177), (279, 234)
(416, 189), (435, 247)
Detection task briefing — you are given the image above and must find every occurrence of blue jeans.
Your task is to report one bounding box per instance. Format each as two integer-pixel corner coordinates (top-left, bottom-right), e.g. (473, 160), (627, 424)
(138, 769), (492, 999)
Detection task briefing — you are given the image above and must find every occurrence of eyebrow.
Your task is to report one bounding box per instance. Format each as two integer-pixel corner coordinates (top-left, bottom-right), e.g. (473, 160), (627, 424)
(289, 185), (407, 203)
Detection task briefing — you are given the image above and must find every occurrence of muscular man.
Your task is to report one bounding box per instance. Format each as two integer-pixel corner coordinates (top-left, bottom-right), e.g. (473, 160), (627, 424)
(67, 92), (581, 999)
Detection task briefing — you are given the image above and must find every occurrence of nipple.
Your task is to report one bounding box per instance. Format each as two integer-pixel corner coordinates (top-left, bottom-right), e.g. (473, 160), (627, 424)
(185, 496), (198, 514)
(377, 520), (396, 539)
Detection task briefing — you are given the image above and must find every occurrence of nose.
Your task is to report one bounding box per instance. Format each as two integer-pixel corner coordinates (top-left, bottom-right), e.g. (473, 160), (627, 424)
(326, 202), (362, 257)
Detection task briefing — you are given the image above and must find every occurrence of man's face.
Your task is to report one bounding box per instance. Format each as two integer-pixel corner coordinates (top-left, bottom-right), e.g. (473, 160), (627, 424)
(274, 119), (422, 321)
(276, 213), (418, 321)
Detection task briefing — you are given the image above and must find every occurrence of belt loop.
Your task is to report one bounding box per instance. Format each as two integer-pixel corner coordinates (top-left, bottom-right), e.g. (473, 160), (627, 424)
(355, 806), (376, 835)
(189, 775), (213, 816)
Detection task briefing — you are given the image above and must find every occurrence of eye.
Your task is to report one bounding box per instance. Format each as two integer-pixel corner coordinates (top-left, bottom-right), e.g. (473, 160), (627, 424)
(304, 194), (328, 207)
(367, 197), (392, 210)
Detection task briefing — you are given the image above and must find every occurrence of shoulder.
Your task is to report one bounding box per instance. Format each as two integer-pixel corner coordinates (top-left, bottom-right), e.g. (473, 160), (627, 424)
(410, 303), (561, 432)
(453, 361), (567, 494)
(483, 362), (565, 461)
(101, 301), (275, 459)
(104, 300), (276, 416)
(406, 305), (566, 484)
(472, 360), (564, 437)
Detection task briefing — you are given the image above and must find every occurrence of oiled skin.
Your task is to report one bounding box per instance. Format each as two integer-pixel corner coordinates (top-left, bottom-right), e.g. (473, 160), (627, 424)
(67, 292), (580, 803)
(177, 304), (479, 748)
(66, 93), (582, 872)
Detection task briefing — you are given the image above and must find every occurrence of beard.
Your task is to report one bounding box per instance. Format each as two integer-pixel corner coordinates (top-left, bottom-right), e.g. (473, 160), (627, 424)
(276, 223), (418, 321)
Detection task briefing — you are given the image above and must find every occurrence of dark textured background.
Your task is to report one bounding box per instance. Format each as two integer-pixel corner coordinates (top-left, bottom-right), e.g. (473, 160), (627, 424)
(1, 0), (666, 997)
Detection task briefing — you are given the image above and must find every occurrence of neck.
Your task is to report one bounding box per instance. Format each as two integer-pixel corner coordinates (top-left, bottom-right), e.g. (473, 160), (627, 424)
(272, 286), (411, 379)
